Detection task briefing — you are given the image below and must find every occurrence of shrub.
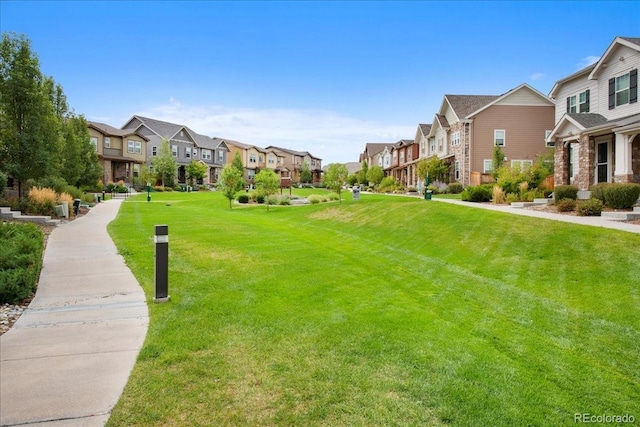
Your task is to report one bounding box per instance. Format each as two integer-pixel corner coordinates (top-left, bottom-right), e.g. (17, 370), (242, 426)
(34, 176), (67, 194)
(63, 185), (83, 200)
(266, 195), (279, 205)
(237, 194), (249, 204)
(256, 194), (265, 204)
(81, 193), (95, 204)
(497, 166), (528, 194)
(554, 185), (578, 204)
(379, 176), (399, 192)
(461, 184), (493, 202)
(105, 182), (116, 192)
(556, 198), (576, 212)
(28, 187), (57, 216)
(328, 192), (340, 201)
(448, 182), (463, 194)
(589, 183), (608, 203)
(153, 186), (164, 192)
(428, 181), (449, 194)
(0, 223), (44, 304)
(492, 185), (505, 204)
(506, 193), (519, 204)
(576, 198), (604, 216)
(278, 196), (291, 205)
(308, 195), (321, 204)
(602, 183), (640, 209)
(0, 170), (7, 196)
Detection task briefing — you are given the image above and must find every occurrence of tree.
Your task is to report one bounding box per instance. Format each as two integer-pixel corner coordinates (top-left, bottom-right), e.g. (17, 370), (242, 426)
(152, 138), (177, 187)
(59, 114), (100, 187)
(357, 160), (368, 184)
(0, 32), (61, 199)
(491, 145), (506, 180)
(219, 164), (245, 209)
(366, 165), (384, 186)
(254, 168), (279, 211)
(300, 162), (312, 183)
(323, 163), (348, 203)
(231, 151), (244, 175)
(186, 160), (207, 187)
(416, 156), (448, 184)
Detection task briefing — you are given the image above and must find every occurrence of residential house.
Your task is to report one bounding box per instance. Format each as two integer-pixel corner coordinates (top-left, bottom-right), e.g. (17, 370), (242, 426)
(264, 146), (322, 183)
(87, 121), (148, 185)
(359, 143), (388, 169)
(121, 116), (229, 185)
(389, 139), (418, 187)
(412, 124), (432, 190)
(547, 36), (640, 190)
(225, 140), (286, 183)
(426, 84), (555, 186)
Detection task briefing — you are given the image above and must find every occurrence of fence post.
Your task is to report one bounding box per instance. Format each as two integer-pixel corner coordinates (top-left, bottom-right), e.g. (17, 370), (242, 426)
(154, 225), (170, 303)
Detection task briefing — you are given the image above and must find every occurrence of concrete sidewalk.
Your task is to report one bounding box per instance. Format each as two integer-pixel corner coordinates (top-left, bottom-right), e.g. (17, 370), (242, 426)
(429, 197), (640, 234)
(0, 199), (149, 427)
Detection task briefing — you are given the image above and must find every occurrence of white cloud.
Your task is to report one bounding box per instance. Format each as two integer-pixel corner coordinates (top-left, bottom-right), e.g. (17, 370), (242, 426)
(577, 55), (600, 70)
(140, 98), (413, 165)
(530, 72), (544, 81)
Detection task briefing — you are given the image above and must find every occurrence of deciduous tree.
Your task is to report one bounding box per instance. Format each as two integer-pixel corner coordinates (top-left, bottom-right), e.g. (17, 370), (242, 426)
(152, 139), (177, 187)
(300, 162), (312, 183)
(186, 160), (207, 187)
(323, 163), (348, 203)
(366, 165), (384, 186)
(254, 168), (279, 211)
(219, 164), (245, 209)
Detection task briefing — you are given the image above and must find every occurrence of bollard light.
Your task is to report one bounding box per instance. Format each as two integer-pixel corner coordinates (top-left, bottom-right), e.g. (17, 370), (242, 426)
(147, 182), (151, 203)
(154, 225), (170, 303)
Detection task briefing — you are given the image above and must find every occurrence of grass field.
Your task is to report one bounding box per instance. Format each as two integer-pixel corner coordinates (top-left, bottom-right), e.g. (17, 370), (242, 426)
(106, 190), (640, 426)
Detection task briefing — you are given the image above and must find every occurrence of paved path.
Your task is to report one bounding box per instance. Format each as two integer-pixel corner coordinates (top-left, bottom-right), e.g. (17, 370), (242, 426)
(429, 197), (640, 234)
(0, 199), (148, 427)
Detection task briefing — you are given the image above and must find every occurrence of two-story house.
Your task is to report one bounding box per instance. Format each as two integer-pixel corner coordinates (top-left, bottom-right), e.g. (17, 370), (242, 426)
(264, 146), (322, 183)
(121, 116), (229, 185)
(426, 84), (555, 186)
(225, 140), (286, 183)
(389, 139), (417, 187)
(87, 121), (148, 185)
(547, 36), (640, 190)
(359, 143), (388, 170)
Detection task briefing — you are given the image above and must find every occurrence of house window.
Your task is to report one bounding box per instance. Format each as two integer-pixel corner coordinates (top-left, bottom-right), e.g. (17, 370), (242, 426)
(451, 132), (460, 146)
(430, 138), (436, 153)
(311, 159), (316, 167)
(90, 137), (98, 151)
(171, 145), (178, 157)
(579, 90), (590, 113)
(248, 169), (255, 180)
(193, 148), (198, 158)
(268, 155), (275, 165)
(133, 164), (140, 178)
(104, 137), (110, 149)
(511, 160), (533, 170)
(218, 150), (224, 162)
(393, 152), (397, 162)
(201, 149), (212, 160)
(249, 154), (257, 163)
(545, 130), (554, 148)
(185, 147), (191, 159)
(128, 140), (141, 154)
(454, 160), (460, 181)
(152, 146), (157, 157)
(259, 155), (264, 162)
(399, 151), (404, 163)
(494, 130), (505, 146)
(483, 159), (493, 173)
(420, 140), (425, 155)
(610, 70), (638, 109)
(438, 138), (444, 151)
(568, 95), (577, 113)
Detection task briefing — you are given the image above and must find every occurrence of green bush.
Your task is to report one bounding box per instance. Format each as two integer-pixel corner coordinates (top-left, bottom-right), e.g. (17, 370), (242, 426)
(556, 198), (576, 212)
(603, 183), (640, 209)
(63, 185), (83, 200)
(33, 176), (68, 194)
(153, 186), (164, 192)
(0, 223), (44, 304)
(266, 195), (279, 205)
(447, 182), (463, 194)
(308, 195), (321, 204)
(554, 185), (578, 204)
(589, 183), (609, 203)
(497, 166), (528, 194)
(0, 170), (7, 196)
(256, 194), (265, 204)
(379, 176), (399, 192)
(576, 198), (604, 216)
(505, 193), (519, 204)
(328, 192), (340, 201)
(278, 196), (291, 205)
(460, 184), (493, 202)
(237, 194), (249, 204)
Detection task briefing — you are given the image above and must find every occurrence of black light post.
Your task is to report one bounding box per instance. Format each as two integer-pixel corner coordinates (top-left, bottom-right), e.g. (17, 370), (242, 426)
(154, 225), (170, 303)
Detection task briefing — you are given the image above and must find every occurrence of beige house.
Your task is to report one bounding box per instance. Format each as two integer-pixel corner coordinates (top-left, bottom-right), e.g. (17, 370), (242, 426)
(225, 140), (286, 183)
(264, 146), (322, 183)
(547, 36), (640, 190)
(426, 84), (555, 186)
(87, 121), (148, 185)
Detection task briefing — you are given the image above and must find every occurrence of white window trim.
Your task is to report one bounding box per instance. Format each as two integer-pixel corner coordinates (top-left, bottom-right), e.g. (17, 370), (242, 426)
(510, 160), (533, 170)
(494, 130), (505, 146)
(90, 137), (98, 152)
(185, 147), (191, 159)
(483, 159), (493, 173)
(104, 137), (110, 149)
(454, 160), (460, 180)
(615, 73), (630, 107)
(152, 146), (157, 157)
(171, 145), (178, 157)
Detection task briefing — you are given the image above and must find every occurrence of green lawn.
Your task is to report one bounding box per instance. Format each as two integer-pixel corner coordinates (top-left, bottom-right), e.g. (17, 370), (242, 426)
(107, 190), (640, 426)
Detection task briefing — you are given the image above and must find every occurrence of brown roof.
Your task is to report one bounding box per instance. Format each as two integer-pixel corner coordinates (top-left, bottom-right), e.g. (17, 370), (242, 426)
(88, 121), (148, 140)
(445, 95), (499, 119)
(419, 124), (432, 135)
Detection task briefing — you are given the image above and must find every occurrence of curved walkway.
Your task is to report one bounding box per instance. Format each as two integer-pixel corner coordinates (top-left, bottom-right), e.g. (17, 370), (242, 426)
(0, 199), (148, 427)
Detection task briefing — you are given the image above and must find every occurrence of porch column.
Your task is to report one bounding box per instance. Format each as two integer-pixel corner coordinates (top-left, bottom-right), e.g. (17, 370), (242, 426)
(614, 133), (633, 183)
(554, 142), (569, 186)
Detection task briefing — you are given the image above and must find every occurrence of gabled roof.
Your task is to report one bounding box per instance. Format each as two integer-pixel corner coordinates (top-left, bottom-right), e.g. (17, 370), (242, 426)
(393, 139), (414, 148)
(589, 36), (640, 79)
(363, 143), (388, 156)
(435, 114), (450, 129)
(546, 112), (640, 142)
(444, 95), (499, 120)
(567, 113), (609, 128)
(88, 121), (149, 140)
(548, 64), (595, 98)
(265, 145), (322, 160)
(466, 83), (554, 118)
(418, 124), (432, 136)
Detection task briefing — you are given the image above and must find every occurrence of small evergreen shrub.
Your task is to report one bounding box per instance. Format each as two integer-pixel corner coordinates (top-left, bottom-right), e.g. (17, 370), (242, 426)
(256, 194), (265, 204)
(237, 194), (249, 204)
(554, 185), (578, 204)
(576, 198), (604, 216)
(589, 183), (609, 203)
(461, 184), (493, 202)
(447, 182), (463, 194)
(603, 183), (640, 209)
(556, 198), (576, 212)
(106, 182), (116, 192)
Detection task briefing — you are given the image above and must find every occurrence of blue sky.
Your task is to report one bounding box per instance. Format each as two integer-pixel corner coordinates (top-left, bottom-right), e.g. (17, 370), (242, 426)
(2, 1), (639, 165)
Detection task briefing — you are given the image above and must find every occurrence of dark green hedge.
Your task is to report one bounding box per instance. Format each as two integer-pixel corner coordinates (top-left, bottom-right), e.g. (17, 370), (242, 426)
(0, 223), (44, 304)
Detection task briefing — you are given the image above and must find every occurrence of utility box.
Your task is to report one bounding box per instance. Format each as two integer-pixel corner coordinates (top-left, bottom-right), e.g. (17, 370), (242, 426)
(352, 186), (360, 200)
